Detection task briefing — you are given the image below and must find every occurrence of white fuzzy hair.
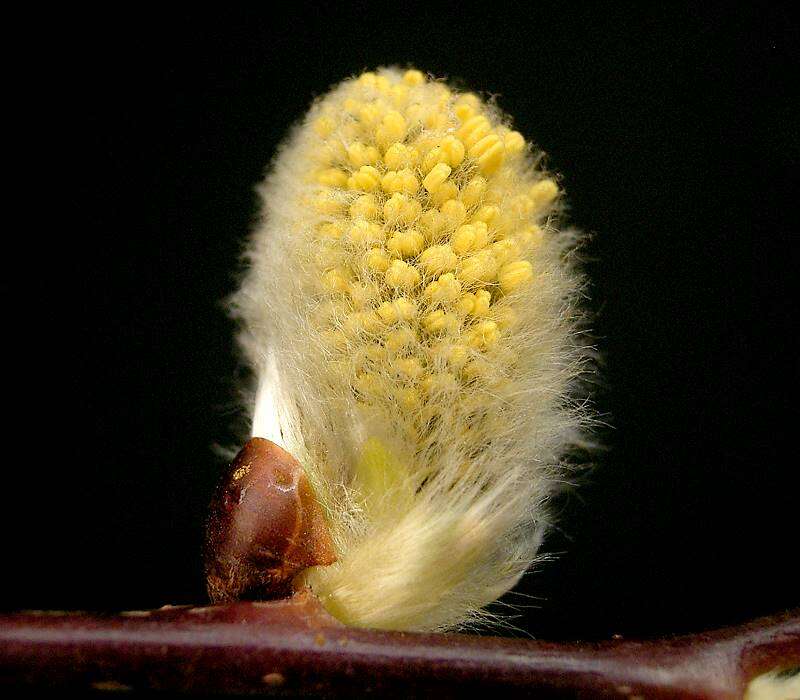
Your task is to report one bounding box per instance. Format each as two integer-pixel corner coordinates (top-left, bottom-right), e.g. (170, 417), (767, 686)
(231, 67), (593, 632)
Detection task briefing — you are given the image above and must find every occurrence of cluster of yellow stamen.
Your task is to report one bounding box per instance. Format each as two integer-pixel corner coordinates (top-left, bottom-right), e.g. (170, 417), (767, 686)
(305, 69), (559, 425)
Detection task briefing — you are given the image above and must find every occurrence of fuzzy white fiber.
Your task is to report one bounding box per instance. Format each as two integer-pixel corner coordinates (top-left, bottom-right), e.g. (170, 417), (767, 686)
(232, 67), (592, 632)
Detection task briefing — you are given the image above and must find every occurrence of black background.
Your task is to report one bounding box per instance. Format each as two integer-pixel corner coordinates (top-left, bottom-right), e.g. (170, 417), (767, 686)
(8, 5), (797, 641)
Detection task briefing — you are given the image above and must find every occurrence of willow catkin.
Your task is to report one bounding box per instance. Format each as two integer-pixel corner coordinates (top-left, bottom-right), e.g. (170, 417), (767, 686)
(232, 67), (591, 632)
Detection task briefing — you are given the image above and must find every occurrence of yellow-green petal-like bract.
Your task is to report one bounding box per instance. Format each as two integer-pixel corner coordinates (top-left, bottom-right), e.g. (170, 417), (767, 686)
(233, 67), (591, 632)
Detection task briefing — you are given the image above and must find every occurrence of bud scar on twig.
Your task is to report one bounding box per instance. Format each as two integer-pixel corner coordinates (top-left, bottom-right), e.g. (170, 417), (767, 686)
(205, 438), (336, 602)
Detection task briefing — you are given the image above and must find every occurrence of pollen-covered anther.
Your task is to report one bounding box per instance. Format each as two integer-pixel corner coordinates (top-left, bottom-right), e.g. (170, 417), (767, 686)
(384, 143), (419, 170)
(423, 273), (461, 304)
(393, 357), (425, 381)
(459, 250), (500, 284)
(377, 298), (418, 323)
(529, 179), (559, 212)
(461, 176), (487, 208)
(468, 134), (505, 175)
(430, 182), (459, 207)
(376, 110), (407, 148)
(365, 247), (390, 273)
(317, 168), (348, 188)
(384, 193), (422, 225)
(498, 260), (534, 294)
(451, 222), (490, 255)
(422, 309), (460, 335)
(440, 199), (467, 229)
(456, 115), (491, 149)
(423, 163), (452, 193)
(385, 326), (416, 352)
(347, 142), (381, 167)
(385, 259), (421, 289)
(503, 130), (526, 156)
(347, 220), (384, 247)
(402, 69), (426, 86)
(382, 169), (420, 195)
(350, 194), (380, 220)
(419, 244), (458, 275)
(466, 320), (500, 349)
(348, 166), (381, 192)
(387, 228), (424, 258)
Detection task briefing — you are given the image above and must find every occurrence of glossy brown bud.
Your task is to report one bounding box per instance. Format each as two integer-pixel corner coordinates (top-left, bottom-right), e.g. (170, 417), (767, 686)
(205, 438), (336, 602)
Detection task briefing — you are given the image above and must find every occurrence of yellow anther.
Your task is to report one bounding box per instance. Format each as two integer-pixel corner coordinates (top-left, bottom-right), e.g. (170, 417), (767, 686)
(318, 221), (345, 239)
(350, 193), (379, 219)
(440, 199), (467, 229)
(387, 228), (424, 258)
(402, 69), (425, 86)
(317, 168), (348, 188)
(322, 267), (351, 293)
(441, 135), (465, 167)
(422, 372), (458, 394)
(451, 222), (490, 255)
(384, 142), (419, 170)
(358, 102), (383, 128)
(493, 305), (518, 330)
(461, 357), (493, 382)
(455, 293), (475, 316)
(348, 281), (379, 309)
(344, 310), (382, 336)
(471, 205), (499, 226)
(467, 320), (500, 349)
(362, 250), (389, 277)
(454, 93), (481, 122)
(419, 244), (458, 275)
(394, 357), (424, 380)
(423, 272), (461, 304)
(491, 238), (519, 264)
(377, 297), (418, 323)
(424, 109), (448, 130)
(422, 309), (460, 335)
(509, 194), (535, 217)
(381, 169), (420, 195)
(348, 166), (381, 192)
(430, 342), (469, 369)
(385, 259), (421, 289)
(498, 260), (533, 293)
(389, 83), (410, 108)
(357, 72), (377, 88)
(461, 176), (487, 208)
(322, 329), (349, 351)
(456, 115), (491, 149)
(348, 220), (384, 247)
(376, 110), (407, 147)
(394, 386), (420, 410)
(374, 75), (391, 93)
(313, 116), (335, 138)
(385, 325), (416, 352)
(423, 163), (452, 193)
(469, 134), (505, 174)
(529, 179), (559, 212)
(383, 193), (422, 225)
(419, 209), (446, 241)
(422, 146), (444, 174)
(503, 130), (526, 156)
(472, 289), (492, 316)
(343, 97), (361, 115)
(459, 250), (499, 284)
(347, 142), (381, 167)
(354, 371), (384, 396)
(430, 181), (459, 207)
(517, 224), (544, 250)
(314, 194), (344, 215)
